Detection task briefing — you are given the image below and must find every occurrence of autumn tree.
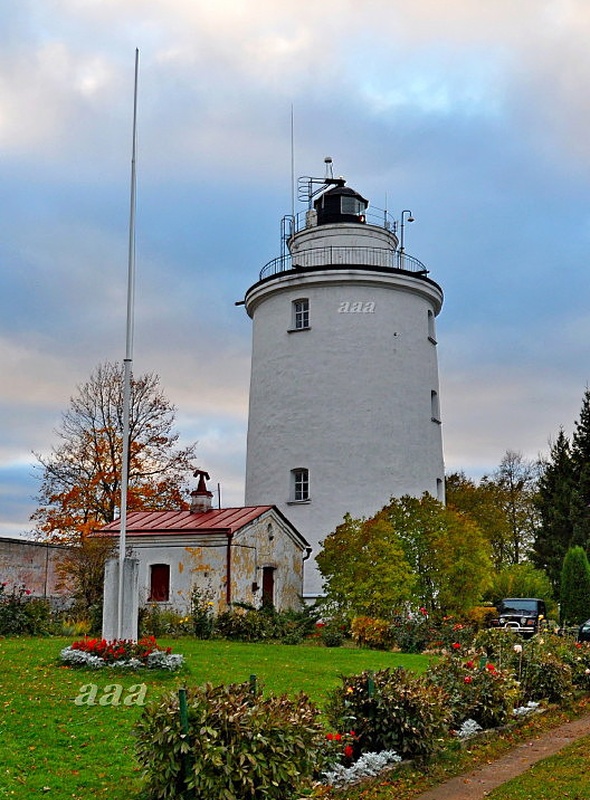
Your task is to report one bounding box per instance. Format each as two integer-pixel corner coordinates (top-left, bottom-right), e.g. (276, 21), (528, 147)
(33, 362), (197, 543)
(484, 562), (553, 609)
(316, 512), (416, 619)
(382, 494), (492, 614)
(317, 495), (492, 618)
(484, 450), (540, 565)
(445, 471), (511, 569)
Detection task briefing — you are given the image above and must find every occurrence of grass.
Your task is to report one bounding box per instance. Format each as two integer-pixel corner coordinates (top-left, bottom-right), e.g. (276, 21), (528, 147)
(0, 636), (431, 799)
(485, 735), (590, 799)
(3, 637), (590, 800)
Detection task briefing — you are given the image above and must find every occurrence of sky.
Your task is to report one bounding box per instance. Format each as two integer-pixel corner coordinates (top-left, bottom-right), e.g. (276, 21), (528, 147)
(2, 0), (590, 538)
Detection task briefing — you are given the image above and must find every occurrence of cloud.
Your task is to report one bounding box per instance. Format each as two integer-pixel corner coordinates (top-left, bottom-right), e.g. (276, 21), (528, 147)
(3, 0), (590, 538)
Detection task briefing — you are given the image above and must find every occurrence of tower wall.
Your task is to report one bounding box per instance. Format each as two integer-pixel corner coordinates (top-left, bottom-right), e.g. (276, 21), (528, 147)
(244, 222), (445, 598)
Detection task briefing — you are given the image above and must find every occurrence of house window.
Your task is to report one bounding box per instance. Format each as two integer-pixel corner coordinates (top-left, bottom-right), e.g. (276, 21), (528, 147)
(292, 298), (310, 330)
(149, 564), (170, 602)
(291, 468), (310, 502)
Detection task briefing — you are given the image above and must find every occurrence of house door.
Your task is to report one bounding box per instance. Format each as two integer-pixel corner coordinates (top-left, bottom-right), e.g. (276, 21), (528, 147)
(261, 566), (275, 609)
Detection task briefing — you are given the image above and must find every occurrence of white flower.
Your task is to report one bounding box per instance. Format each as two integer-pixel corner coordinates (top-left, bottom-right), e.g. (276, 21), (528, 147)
(457, 719), (482, 739)
(513, 644), (523, 654)
(59, 645), (184, 671)
(322, 750), (401, 787)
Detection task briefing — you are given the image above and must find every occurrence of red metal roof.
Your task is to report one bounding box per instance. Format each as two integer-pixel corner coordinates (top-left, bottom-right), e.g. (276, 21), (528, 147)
(98, 506), (275, 537)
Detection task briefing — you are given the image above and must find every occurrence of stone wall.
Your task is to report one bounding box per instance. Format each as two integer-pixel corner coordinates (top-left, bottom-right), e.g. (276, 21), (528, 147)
(0, 538), (69, 599)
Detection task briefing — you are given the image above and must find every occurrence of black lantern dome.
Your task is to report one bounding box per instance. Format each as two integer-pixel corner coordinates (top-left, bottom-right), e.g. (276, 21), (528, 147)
(313, 181), (368, 225)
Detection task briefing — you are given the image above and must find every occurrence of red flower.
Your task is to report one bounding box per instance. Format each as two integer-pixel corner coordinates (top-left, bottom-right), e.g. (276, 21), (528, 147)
(485, 663), (496, 673)
(451, 642), (461, 650)
(334, 733), (342, 741)
(464, 676), (473, 684)
(464, 660), (475, 669)
(326, 733), (334, 741)
(343, 744), (354, 759)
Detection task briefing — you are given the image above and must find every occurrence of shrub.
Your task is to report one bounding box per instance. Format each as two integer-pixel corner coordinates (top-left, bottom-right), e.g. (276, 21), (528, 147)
(135, 682), (325, 800)
(518, 639), (573, 704)
(214, 608), (274, 641)
(190, 588), (215, 639)
(351, 616), (392, 649)
(427, 616), (476, 651)
(325, 668), (451, 760)
(321, 623), (345, 648)
(140, 604), (191, 638)
(552, 639), (590, 691)
(464, 606), (498, 630)
(268, 606), (319, 644)
(0, 583), (52, 635)
(389, 614), (430, 653)
(428, 654), (519, 729)
(473, 627), (522, 669)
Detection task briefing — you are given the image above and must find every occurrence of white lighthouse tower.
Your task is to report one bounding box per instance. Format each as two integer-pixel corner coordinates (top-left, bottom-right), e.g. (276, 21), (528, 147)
(243, 162), (445, 600)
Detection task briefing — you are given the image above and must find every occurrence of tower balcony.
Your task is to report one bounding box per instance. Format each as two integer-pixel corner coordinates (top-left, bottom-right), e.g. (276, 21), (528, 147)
(259, 246), (429, 282)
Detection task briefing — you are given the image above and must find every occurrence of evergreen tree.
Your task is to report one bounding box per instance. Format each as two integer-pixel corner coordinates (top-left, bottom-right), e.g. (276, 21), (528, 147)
(532, 429), (575, 592)
(560, 546), (590, 627)
(570, 388), (590, 548)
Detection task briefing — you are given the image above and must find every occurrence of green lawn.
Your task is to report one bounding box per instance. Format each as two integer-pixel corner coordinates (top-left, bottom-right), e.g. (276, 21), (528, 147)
(486, 735), (590, 799)
(0, 637), (430, 799)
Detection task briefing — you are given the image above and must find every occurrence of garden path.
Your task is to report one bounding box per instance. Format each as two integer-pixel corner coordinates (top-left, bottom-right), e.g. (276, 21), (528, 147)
(412, 713), (590, 800)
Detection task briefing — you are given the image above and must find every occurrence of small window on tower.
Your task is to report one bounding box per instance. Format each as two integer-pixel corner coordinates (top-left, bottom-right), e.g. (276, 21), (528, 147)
(431, 390), (441, 423)
(428, 310), (437, 344)
(290, 468), (310, 502)
(292, 298), (310, 330)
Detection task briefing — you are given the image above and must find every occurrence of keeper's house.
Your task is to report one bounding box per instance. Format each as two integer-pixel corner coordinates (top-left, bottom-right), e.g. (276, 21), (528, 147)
(98, 471), (311, 615)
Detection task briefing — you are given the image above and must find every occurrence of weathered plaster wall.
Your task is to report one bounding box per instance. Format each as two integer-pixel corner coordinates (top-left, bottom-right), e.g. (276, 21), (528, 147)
(0, 538), (69, 599)
(128, 510), (306, 615)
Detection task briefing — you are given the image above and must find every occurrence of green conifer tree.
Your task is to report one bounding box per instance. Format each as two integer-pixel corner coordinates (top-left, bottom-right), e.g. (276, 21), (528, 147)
(560, 545), (590, 627)
(533, 429), (575, 592)
(571, 388), (590, 548)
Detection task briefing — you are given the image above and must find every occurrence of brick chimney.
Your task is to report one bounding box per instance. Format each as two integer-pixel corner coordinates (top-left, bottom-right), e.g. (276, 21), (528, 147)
(190, 469), (214, 512)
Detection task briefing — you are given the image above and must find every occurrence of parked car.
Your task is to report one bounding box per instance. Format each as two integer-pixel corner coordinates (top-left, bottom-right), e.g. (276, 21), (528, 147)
(578, 619), (590, 642)
(489, 598), (547, 638)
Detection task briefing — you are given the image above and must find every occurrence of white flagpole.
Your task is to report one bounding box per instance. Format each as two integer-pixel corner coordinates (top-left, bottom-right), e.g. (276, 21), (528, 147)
(117, 47), (139, 640)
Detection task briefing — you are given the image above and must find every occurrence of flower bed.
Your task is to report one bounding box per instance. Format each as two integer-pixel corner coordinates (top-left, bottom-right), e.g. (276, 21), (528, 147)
(60, 635), (183, 670)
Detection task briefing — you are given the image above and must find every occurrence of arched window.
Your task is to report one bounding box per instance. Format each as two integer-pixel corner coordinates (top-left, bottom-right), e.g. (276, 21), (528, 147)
(149, 564), (170, 602)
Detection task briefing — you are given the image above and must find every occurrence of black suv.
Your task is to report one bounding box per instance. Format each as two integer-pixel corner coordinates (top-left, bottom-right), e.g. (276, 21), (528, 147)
(490, 598), (547, 638)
